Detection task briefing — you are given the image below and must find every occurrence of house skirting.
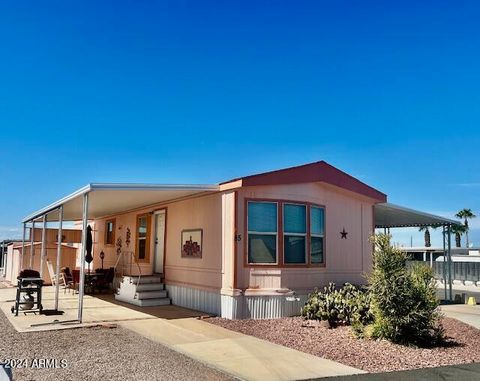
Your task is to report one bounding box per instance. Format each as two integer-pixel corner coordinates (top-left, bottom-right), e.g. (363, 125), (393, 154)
(221, 293), (308, 319)
(166, 284), (308, 319)
(165, 284), (222, 316)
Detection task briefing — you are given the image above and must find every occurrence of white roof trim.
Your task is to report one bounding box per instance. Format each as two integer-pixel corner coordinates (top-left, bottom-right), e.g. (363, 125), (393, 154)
(375, 202), (460, 228)
(22, 183), (220, 223)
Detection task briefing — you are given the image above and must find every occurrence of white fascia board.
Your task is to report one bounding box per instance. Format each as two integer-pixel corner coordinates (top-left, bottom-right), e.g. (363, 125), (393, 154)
(89, 183), (220, 191)
(21, 183), (220, 223)
(22, 184), (92, 223)
(376, 202), (461, 227)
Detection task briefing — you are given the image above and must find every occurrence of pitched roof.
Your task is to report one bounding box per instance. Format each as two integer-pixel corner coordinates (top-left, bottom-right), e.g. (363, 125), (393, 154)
(221, 160), (387, 202)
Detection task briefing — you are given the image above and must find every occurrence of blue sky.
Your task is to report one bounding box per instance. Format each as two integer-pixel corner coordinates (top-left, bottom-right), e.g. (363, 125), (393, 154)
(1, 1), (479, 246)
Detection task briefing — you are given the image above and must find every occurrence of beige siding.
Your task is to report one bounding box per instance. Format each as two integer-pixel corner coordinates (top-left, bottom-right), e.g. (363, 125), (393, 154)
(93, 192), (225, 292)
(236, 182), (376, 293)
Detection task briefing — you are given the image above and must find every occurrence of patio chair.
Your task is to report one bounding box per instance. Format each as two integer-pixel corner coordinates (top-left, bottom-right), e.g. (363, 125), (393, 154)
(46, 260), (69, 293)
(61, 267), (75, 294)
(71, 269), (80, 293)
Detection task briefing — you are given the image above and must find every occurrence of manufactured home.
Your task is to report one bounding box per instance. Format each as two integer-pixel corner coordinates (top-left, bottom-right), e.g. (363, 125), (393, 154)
(16, 161), (459, 319)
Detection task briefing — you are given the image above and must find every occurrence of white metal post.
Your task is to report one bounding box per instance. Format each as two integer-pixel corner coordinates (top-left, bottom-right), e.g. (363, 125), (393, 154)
(21, 223), (26, 270)
(29, 220), (35, 269)
(447, 224), (453, 301)
(39, 214), (47, 278)
(443, 225), (447, 300)
(54, 206), (63, 311)
(0, 241), (4, 276)
(78, 193), (89, 322)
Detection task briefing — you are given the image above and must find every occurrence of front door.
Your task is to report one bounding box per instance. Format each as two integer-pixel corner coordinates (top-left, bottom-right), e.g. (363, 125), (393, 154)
(154, 211), (166, 274)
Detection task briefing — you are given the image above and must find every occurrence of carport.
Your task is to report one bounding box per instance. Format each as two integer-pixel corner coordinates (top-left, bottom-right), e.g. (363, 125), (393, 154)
(20, 183), (219, 325)
(375, 202), (461, 301)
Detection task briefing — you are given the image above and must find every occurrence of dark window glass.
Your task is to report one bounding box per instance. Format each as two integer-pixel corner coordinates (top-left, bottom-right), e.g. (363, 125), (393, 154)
(284, 236), (306, 264)
(311, 236), (324, 264)
(248, 234), (276, 263)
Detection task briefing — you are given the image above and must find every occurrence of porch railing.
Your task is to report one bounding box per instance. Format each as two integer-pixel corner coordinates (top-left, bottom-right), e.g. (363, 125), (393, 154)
(113, 251), (142, 291)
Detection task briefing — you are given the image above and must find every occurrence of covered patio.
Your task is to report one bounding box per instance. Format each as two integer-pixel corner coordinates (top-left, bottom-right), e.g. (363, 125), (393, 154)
(0, 284), (208, 332)
(374, 202), (461, 301)
(18, 183), (219, 327)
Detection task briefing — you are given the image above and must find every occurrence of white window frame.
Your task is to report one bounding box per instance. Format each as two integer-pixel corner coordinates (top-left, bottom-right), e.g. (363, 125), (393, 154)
(247, 201), (279, 265)
(283, 203), (307, 265)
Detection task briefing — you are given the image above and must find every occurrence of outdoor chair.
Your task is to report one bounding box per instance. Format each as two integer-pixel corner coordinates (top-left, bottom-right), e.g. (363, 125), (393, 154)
(46, 260), (69, 293)
(60, 267), (75, 294)
(71, 269), (80, 293)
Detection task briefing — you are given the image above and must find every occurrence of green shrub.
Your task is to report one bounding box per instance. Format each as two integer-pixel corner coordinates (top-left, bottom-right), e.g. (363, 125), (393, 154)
(367, 234), (444, 346)
(301, 282), (373, 328)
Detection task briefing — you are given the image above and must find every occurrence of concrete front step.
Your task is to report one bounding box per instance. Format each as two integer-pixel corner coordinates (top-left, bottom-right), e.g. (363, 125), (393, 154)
(136, 290), (168, 299)
(134, 276), (163, 284)
(116, 294), (171, 307)
(136, 283), (165, 292)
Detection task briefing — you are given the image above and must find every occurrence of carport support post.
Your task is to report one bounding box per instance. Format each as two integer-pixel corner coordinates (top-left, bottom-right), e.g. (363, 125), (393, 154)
(54, 206), (63, 311)
(21, 223), (26, 269)
(29, 220), (35, 269)
(443, 225), (447, 301)
(447, 224), (453, 301)
(39, 214), (47, 279)
(78, 193), (89, 323)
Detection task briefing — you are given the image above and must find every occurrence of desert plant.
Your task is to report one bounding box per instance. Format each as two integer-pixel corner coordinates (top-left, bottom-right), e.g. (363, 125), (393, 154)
(301, 282), (373, 328)
(367, 234), (443, 346)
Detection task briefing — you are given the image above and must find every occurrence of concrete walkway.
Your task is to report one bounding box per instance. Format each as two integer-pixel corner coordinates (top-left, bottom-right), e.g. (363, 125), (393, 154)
(119, 318), (365, 381)
(0, 286), (364, 380)
(440, 304), (480, 329)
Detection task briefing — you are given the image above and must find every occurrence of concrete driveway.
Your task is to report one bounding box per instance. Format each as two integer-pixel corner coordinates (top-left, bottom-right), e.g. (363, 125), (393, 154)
(440, 304), (480, 329)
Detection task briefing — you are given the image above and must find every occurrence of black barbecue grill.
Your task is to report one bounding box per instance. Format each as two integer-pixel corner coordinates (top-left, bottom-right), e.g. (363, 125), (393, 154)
(11, 269), (44, 316)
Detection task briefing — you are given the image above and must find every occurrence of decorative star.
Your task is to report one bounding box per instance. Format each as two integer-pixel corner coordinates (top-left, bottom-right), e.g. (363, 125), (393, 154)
(340, 227), (348, 239)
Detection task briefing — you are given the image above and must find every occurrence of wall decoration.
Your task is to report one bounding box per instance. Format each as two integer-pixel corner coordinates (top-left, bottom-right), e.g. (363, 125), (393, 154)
(340, 227), (348, 239)
(181, 229), (203, 258)
(116, 237), (123, 255)
(125, 227), (131, 248)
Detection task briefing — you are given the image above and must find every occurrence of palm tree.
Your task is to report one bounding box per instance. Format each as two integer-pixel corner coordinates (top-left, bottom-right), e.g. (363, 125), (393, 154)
(450, 224), (467, 248)
(419, 226), (432, 247)
(455, 209), (476, 247)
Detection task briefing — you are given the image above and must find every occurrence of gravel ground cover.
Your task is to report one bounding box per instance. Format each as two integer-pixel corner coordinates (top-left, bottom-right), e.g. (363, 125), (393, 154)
(208, 316), (480, 373)
(0, 311), (233, 381)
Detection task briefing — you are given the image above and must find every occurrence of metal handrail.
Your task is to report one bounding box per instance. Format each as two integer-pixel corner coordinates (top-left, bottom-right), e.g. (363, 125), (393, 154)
(113, 251), (142, 292)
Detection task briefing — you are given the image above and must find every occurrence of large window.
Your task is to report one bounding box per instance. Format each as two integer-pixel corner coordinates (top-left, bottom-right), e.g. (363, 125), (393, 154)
(283, 204), (307, 264)
(310, 206), (325, 264)
(247, 201), (278, 264)
(136, 213), (151, 262)
(105, 219), (115, 245)
(246, 199), (325, 266)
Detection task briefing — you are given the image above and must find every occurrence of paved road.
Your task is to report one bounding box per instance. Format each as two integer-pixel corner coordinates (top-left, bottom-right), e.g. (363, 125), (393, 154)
(313, 363), (480, 381)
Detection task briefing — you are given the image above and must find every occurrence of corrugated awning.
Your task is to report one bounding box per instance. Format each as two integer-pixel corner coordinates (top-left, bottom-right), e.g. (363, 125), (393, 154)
(374, 202), (460, 228)
(22, 183), (220, 222)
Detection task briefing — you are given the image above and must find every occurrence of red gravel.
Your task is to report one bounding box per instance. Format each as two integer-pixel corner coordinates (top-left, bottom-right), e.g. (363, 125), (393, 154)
(207, 316), (480, 373)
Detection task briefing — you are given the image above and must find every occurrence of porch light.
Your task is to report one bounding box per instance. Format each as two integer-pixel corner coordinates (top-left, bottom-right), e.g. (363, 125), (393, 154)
(100, 250), (105, 269)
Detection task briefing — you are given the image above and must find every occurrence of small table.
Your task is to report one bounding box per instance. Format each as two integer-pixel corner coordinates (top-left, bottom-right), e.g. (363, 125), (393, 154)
(84, 273), (104, 295)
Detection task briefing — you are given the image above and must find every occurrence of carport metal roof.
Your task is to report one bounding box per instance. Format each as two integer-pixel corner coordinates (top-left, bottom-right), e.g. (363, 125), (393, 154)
(22, 183), (220, 222)
(374, 202), (460, 228)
